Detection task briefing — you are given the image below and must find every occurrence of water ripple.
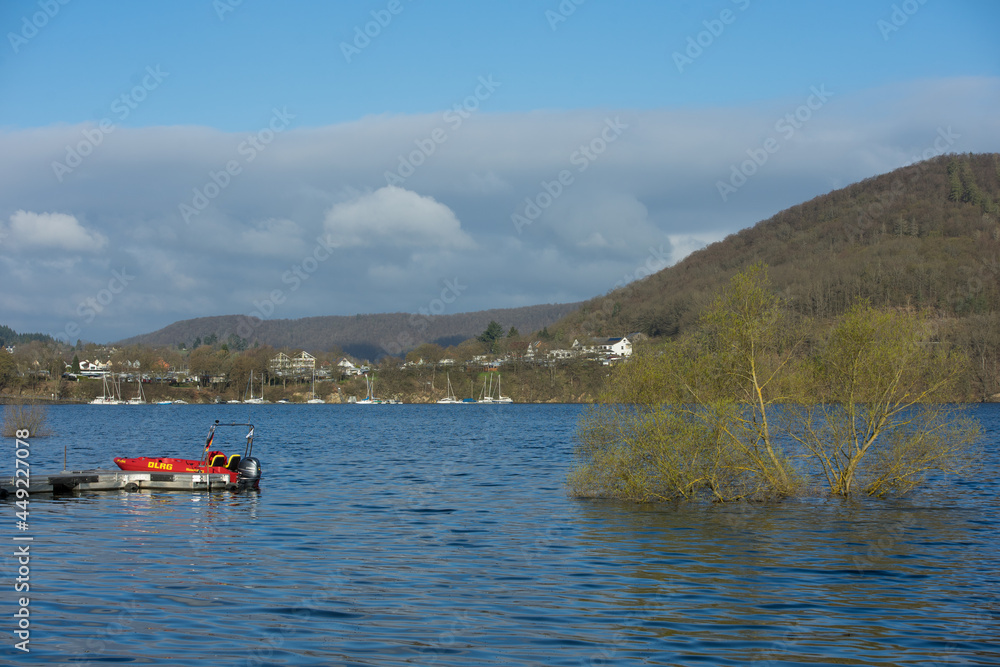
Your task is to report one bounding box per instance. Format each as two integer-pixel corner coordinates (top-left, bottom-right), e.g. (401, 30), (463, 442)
(3, 403), (999, 665)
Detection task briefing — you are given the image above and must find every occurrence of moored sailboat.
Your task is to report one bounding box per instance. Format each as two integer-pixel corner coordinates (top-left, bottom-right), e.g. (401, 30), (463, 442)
(437, 373), (461, 404)
(244, 370), (268, 404)
(494, 373), (513, 404)
(306, 368), (324, 403)
(478, 372), (512, 404)
(91, 373), (123, 404)
(127, 379), (147, 405)
(355, 374), (401, 404)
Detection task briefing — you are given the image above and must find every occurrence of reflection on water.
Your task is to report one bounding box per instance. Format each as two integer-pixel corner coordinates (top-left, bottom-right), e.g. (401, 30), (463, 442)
(3, 403), (998, 665)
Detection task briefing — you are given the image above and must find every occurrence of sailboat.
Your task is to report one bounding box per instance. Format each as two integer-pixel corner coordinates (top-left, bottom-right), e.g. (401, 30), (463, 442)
(462, 378), (477, 403)
(244, 370), (267, 404)
(306, 368), (324, 403)
(91, 372), (123, 404)
(127, 378), (147, 405)
(355, 374), (383, 404)
(355, 374), (401, 404)
(478, 372), (512, 404)
(477, 373), (495, 403)
(436, 373), (461, 404)
(494, 373), (513, 404)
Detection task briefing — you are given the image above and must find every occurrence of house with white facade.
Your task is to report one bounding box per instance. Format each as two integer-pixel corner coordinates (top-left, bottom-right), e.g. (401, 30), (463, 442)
(269, 352), (291, 374)
(337, 358), (363, 377)
(602, 336), (632, 358)
(78, 359), (113, 377)
(547, 348), (576, 360)
(270, 351), (316, 377)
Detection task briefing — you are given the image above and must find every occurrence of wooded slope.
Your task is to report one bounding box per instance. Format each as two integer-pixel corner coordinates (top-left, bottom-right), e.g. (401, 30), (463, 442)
(554, 153), (1000, 340)
(117, 302), (582, 360)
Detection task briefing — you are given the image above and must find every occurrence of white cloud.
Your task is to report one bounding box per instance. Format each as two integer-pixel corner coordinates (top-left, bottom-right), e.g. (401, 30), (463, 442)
(3, 210), (107, 253)
(322, 186), (476, 250)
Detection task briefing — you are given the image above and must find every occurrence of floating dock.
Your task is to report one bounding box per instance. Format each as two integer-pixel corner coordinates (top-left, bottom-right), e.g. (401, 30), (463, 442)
(1, 469), (239, 497)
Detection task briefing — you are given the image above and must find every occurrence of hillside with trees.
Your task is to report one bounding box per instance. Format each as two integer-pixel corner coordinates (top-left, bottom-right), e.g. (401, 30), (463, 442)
(0, 325), (54, 346)
(115, 302), (582, 360)
(548, 153), (1000, 397)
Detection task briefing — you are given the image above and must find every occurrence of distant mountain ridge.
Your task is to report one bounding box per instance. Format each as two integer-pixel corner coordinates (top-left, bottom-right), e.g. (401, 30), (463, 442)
(116, 303), (582, 360)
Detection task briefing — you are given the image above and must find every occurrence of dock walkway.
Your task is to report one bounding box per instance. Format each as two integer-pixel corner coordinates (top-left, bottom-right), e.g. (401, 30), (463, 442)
(1, 469), (237, 497)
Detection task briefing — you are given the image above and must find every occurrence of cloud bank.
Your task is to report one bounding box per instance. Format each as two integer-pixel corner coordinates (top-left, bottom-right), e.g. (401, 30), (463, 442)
(0, 77), (998, 342)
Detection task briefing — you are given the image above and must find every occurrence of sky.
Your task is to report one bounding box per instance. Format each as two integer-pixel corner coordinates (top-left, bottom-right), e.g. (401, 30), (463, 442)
(1, 0), (999, 344)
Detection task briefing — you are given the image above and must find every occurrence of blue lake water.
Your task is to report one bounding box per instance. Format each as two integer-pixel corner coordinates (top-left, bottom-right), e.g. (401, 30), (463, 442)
(3, 403), (999, 665)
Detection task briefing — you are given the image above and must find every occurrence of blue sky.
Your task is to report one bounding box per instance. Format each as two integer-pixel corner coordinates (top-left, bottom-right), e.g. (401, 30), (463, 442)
(4, 1), (998, 128)
(1, 0), (999, 344)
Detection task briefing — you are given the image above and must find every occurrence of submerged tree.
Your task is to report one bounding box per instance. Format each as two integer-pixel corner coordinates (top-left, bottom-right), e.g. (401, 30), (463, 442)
(570, 267), (980, 503)
(695, 264), (801, 496)
(571, 266), (801, 502)
(786, 303), (979, 496)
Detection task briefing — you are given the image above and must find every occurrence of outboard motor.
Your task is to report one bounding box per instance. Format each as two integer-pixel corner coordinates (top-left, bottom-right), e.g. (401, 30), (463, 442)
(236, 456), (262, 490)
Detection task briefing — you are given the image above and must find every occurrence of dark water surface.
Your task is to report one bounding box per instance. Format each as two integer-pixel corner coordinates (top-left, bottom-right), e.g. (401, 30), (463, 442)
(3, 403), (998, 665)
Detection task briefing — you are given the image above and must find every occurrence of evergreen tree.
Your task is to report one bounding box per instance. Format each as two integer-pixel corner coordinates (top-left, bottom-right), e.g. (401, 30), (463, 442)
(947, 158), (962, 202)
(477, 321), (505, 353)
(959, 161), (984, 206)
(227, 333), (248, 351)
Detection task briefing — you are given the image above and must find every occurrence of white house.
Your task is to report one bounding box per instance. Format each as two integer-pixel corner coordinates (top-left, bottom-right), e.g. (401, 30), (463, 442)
(602, 336), (632, 358)
(269, 352), (291, 374)
(270, 351), (316, 377)
(291, 351), (315, 373)
(337, 358), (363, 377)
(79, 359), (112, 372)
(585, 336), (633, 360)
(523, 341), (544, 360)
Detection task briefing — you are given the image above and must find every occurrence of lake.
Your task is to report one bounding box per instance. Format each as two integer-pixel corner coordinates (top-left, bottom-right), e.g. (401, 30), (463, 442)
(3, 403), (998, 665)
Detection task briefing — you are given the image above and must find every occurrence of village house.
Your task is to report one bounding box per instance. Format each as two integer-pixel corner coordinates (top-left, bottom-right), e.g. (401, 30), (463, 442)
(337, 358), (363, 377)
(78, 359), (112, 377)
(601, 336), (633, 358)
(270, 351), (316, 378)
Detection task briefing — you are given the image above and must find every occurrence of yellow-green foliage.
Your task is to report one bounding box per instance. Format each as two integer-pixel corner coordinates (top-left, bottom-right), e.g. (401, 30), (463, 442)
(785, 303), (979, 496)
(572, 266), (980, 502)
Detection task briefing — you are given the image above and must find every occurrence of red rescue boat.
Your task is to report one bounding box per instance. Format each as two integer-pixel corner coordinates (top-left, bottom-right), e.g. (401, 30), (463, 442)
(114, 421), (262, 490)
(113, 451), (240, 480)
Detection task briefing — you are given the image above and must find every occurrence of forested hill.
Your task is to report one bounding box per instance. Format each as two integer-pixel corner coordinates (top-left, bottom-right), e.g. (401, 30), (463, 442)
(0, 325), (54, 346)
(116, 302), (582, 360)
(552, 153), (1000, 340)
